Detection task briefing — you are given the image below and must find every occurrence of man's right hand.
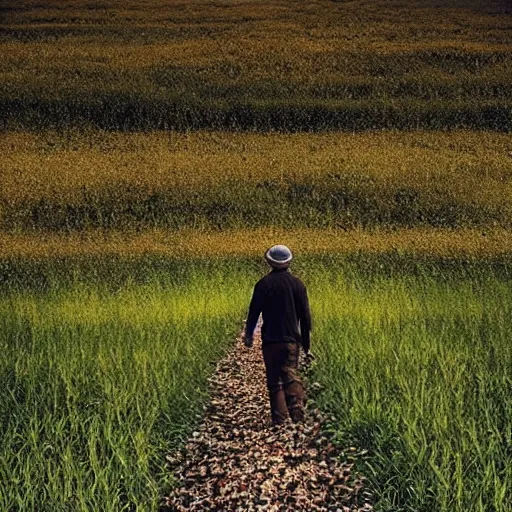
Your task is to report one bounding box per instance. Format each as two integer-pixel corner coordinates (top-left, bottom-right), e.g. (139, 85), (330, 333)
(305, 351), (315, 365)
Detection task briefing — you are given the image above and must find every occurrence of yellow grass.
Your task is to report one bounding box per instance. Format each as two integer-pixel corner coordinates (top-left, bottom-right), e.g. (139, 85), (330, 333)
(2, 227), (511, 260)
(3, 0), (510, 113)
(2, 129), (511, 207)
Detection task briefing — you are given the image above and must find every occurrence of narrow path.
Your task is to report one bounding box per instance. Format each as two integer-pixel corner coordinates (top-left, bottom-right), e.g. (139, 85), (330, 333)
(162, 323), (373, 511)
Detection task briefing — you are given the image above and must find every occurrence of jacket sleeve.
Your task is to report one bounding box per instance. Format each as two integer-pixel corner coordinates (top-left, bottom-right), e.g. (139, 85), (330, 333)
(245, 282), (263, 339)
(297, 282), (312, 353)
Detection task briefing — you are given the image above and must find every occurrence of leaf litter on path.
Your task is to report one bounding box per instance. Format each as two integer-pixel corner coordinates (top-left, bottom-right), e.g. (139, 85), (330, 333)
(162, 322), (373, 511)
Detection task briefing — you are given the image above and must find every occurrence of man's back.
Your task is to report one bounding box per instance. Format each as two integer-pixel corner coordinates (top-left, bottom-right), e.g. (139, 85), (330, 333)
(246, 268), (311, 351)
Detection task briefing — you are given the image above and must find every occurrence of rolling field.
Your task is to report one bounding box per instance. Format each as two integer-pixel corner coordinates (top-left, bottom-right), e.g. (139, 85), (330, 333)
(1, 0), (511, 131)
(2, 0), (512, 510)
(2, 130), (512, 232)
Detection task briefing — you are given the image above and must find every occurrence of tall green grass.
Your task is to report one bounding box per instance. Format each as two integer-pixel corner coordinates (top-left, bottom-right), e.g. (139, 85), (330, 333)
(2, 254), (512, 510)
(0, 256), (257, 511)
(307, 256), (512, 511)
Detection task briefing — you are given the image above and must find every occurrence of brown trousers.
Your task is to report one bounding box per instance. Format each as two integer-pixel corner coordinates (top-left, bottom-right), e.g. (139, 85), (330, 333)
(262, 342), (305, 424)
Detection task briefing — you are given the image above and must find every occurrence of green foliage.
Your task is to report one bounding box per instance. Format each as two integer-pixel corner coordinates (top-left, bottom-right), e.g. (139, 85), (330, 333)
(0, 257), (257, 510)
(1, 255), (512, 510)
(306, 257), (512, 511)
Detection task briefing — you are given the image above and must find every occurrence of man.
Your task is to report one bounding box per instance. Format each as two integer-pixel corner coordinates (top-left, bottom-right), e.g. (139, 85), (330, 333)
(244, 244), (312, 425)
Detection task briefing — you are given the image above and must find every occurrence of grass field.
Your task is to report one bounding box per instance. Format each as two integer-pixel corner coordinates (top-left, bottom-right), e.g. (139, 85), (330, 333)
(0, 258), (255, 510)
(310, 257), (512, 512)
(2, 130), (512, 231)
(2, 0), (511, 130)
(1, 256), (511, 511)
(2, 0), (512, 510)
(2, 227), (512, 262)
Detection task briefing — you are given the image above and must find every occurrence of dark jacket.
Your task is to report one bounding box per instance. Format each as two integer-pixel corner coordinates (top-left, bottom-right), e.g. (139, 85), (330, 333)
(245, 268), (311, 352)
